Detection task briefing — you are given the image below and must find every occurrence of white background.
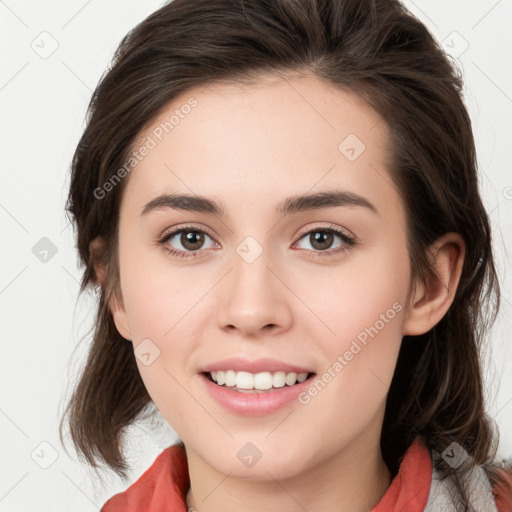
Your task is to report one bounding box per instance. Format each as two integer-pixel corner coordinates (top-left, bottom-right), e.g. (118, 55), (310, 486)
(1, 0), (511, 510)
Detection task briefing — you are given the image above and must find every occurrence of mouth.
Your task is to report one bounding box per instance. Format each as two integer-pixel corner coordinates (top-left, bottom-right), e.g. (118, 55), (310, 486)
(201, 370), (317, 393)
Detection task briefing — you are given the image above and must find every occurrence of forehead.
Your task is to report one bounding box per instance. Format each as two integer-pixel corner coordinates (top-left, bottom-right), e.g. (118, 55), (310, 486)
(122, 74), (402, 223)
(132, 72), (387, 159)
(159, 73), (384, 143)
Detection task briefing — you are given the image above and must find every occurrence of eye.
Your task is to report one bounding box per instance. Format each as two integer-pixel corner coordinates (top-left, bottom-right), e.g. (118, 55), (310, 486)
(294, 226), (356, 256)
(159, 226), (218, 258)
(158, 224), (356, 259)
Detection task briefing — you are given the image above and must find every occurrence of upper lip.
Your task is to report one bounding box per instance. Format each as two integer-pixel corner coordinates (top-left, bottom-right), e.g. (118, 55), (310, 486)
(199, 357), (315, 375)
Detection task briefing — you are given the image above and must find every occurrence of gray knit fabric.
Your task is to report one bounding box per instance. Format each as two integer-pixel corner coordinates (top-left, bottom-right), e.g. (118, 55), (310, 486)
(424, 463), (498, 512)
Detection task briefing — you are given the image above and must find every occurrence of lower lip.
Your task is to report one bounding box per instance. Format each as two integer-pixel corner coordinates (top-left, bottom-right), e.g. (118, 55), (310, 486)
(200, 373), (315, 416)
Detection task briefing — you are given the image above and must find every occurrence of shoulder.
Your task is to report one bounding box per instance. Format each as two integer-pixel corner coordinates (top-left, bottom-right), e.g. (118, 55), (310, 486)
(426, 461), (512, 512)
(490, 466), (512, 512)
(101, 444), (190, 512)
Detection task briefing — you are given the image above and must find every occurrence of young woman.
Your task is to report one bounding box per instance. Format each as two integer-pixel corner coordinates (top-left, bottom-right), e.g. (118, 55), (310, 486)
(60, 0), (512, 510)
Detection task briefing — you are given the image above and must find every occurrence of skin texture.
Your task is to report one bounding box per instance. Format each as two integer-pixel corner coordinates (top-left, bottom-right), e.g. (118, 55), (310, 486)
(103, 74), (465, 512)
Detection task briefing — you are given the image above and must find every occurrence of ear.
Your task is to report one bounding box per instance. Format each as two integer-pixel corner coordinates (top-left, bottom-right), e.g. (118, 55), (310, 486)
(109, 294), (133, 341)
(89, 237), (107, 287)
(403, 233), (465, 336)
(89, 237), (133, 341)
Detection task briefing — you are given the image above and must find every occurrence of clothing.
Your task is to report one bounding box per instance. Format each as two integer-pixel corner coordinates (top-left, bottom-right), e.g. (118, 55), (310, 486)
(101, 437), (511, 512)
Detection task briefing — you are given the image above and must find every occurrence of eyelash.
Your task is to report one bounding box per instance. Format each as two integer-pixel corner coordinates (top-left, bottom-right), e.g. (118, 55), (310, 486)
(158, 224), (357, 259)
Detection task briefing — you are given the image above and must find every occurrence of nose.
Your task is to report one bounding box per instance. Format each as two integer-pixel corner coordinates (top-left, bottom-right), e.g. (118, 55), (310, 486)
(216, 247), (293, 337)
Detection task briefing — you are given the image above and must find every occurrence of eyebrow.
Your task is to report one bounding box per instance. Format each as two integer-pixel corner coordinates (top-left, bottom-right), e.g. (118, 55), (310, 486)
(140, 190), (378, 217)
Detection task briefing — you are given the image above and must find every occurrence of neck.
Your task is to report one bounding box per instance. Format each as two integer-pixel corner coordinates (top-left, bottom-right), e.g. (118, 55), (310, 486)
(184, 429), (392, 512)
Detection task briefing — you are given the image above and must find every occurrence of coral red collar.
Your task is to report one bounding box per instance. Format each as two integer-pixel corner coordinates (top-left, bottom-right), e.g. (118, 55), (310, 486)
(102, 438), (431, 512)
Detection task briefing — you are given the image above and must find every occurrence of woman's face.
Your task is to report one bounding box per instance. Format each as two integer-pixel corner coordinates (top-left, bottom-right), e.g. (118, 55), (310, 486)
(112, 74), (415, 480)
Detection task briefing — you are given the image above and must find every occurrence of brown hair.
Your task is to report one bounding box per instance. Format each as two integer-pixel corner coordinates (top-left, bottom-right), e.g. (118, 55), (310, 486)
(60, 0), (512, 508)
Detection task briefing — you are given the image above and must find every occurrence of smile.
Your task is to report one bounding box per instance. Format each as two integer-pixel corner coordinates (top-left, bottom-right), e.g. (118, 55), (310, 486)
(200, 371), (317, 415)
(207, 370), (311, 391)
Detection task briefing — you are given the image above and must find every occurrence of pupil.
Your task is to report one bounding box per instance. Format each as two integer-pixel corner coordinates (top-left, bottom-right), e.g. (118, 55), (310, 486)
(312, 231), (332, 250)
(183, 231), (204, 249)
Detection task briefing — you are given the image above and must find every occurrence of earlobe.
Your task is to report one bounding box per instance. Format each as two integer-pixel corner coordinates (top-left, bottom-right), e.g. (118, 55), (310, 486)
(403, 233), (465, 336)
(110, 294), (133, 341)
(89, 236), (133, 341)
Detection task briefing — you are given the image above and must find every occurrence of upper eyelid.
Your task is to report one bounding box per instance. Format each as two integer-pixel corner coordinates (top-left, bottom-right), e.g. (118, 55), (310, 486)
(160, 223), (215, 239)
(295, 223), (354, 240)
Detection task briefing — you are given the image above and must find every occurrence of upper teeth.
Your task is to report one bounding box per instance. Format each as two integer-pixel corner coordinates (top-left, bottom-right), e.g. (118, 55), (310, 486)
(210, 370), (308, 390)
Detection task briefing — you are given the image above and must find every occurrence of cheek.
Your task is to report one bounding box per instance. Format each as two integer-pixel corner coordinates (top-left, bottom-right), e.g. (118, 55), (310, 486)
(120, 260), (200, 414)
(299, 245), (410, 401)
(119, 241), (202, 341)
(295, 289), (406, 449)
(118, 246), (215, 407)
(298, 242), (410, 344)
